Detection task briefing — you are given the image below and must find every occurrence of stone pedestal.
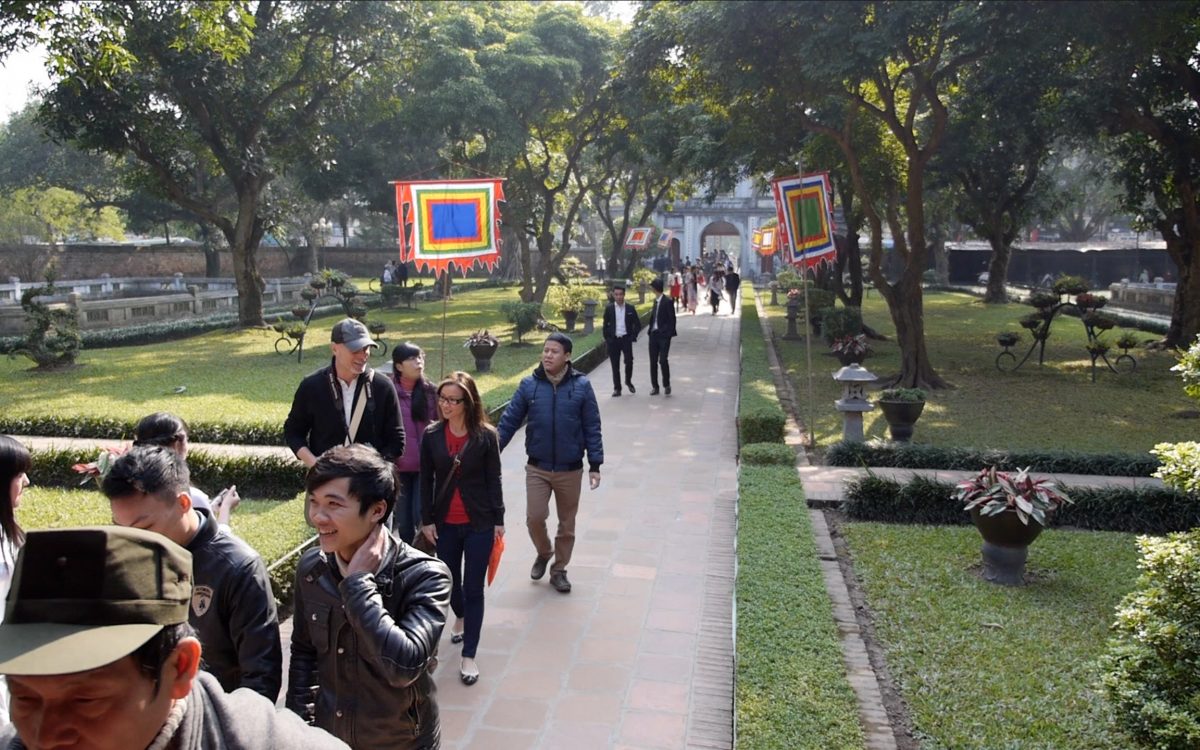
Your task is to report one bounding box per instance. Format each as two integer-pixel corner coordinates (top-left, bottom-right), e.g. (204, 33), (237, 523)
(833, 364), (877, 442)
(783, 300), (802, 340)
(582, 299), (598, 335)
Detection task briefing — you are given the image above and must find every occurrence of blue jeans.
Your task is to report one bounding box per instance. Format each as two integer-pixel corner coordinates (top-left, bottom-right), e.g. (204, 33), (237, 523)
(392, 472), (421, 542)
(435, 523), (494, 658)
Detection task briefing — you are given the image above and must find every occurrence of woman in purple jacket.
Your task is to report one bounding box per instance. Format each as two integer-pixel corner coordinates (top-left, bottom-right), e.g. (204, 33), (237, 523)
(391, 342), (438, 543)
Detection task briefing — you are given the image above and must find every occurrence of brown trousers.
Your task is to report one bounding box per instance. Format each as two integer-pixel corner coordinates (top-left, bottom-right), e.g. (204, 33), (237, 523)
(524, 465), (583, 572)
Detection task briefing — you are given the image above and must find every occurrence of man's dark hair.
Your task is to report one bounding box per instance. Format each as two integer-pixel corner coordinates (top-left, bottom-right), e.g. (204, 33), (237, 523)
(101, 445), (190, 502)
(132, 622), (195, 698)
(545, 332), (573, 354)
(305, 444), (398, 519)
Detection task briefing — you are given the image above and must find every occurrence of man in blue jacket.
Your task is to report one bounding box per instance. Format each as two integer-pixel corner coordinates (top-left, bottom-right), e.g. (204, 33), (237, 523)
(498, 333), (604, 594)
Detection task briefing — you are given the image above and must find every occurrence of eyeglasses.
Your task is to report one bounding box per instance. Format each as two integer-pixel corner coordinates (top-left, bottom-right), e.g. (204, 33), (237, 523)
(438, 395), (465, 405)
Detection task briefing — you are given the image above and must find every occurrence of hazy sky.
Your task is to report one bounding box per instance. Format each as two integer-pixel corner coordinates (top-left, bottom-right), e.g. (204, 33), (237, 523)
(0, 45), (50, 121)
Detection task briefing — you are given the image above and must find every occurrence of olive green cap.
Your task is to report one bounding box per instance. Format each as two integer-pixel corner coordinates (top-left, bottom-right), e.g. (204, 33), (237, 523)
(0, 526), (192, 676)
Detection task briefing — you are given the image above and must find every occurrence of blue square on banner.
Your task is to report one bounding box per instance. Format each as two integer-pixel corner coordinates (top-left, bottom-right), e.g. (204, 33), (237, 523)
(430, 203), (480, 241)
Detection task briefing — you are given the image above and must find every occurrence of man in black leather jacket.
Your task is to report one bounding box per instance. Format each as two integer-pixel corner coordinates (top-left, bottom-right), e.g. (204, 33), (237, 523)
(287, 444), (452, 749)
(104, 445), (283, 701)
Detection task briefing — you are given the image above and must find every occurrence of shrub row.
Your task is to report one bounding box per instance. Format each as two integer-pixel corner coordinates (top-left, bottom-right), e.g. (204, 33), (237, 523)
(844, 472), (1200, 534)
(740, 442), (796, 466)
(825, 440), (1159, 477)
(0, 415), (285, 446)
(30, 447), (304, 500)
(738, 303), (787, 446)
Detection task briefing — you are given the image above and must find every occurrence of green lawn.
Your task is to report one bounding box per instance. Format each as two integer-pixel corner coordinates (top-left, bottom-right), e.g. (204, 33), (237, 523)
(18, 486), (309, 567)
(841, 521), (1139, 750)
(759, 289), (1195, 453)
(0, 285), (604, 427)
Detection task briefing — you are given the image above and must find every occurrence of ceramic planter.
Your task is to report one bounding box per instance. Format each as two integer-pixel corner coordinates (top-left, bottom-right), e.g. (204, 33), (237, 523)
(877, 399), (925, 442)
(469, 343), (498, 373)
(970, 507), (1045, 586)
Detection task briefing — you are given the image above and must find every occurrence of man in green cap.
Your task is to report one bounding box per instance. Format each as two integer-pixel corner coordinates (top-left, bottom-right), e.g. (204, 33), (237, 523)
(0, 526), (348, 750)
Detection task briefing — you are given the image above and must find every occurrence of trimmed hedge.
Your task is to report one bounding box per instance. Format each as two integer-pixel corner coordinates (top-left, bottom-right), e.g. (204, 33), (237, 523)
(1, 415), (284, 445)
(740, 442), (796, 466)
(739, 303), (787, 446)
(30, 447), (304, 500)
(826, 440), (1159, 478)
(844, 472), (1200, 534)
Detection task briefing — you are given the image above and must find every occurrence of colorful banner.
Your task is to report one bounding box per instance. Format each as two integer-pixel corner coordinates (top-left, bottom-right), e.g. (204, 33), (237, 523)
(771, 172), (837, 270)
(657, 229), (674, 249)
(754, 226), (778, 257)
(624, 227), (653, 249)
(391, 179), (506, 274)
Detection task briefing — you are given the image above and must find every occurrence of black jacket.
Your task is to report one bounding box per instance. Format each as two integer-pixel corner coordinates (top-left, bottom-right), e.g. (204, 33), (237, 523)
(419, 423), (504, 531)
(646, 294), (678, 339)
(286, 534), (451, 750)
(188, 508), (282, 701)
(602, 301), (641, 341)
(284, 361), (405, 462)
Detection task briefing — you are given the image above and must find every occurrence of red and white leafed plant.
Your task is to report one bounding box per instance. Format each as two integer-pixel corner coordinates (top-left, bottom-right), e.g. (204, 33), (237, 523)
(954, 466), (1072, 526)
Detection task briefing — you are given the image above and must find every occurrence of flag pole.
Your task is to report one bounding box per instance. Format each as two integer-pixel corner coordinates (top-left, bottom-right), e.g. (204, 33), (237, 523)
(797, 156), (817, 449)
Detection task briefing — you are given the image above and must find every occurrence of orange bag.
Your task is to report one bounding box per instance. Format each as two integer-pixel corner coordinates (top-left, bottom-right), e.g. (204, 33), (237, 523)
(487, 535), (505, 586)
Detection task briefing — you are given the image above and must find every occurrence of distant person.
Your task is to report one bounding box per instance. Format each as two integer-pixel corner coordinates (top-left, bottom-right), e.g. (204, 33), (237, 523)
(390, 342), (438, 544)
(0, 526), (348, 749)
(602, 283), (641, 397)
(104, 445), (283, 701)
(397, 259), (410, 288)
(709, 268), (725, 315)
(595, 253), (607, 281)
(670, 268), (683, 311)
(382, 260), (394, 285)
(284, 318), (405, 469)
(497, 333), (604, 594)
(288, 443), (451, 749)
(725, 267), (741, 311)
(1139, 268), (1150, 284)
(420, 372), (504, 686)
(0, 435), (29, 726)
(646, 278), (678, 396)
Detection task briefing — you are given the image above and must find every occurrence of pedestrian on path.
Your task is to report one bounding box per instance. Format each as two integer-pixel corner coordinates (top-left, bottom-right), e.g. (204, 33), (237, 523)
(390, 342), (438, 543)
(670, 267), (683, 311)
(685, 265), (700, 315)
(725, 267), (741, 312)
(602, 283), (641, 397)
(104, 445), (283, 702)
(288, 444), (451, 749)
(0, 435), (29, 727)
(420, 372), (504, 686)
(647, 278), (677, 396)
(709, 268), (726, 315)
(497, 333), (604, 594)
(283, 318), (405, 470)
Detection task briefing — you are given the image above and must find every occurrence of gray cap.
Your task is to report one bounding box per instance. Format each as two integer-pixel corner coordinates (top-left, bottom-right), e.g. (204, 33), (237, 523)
(331, 318), (377, 351)
(0, 527), (192, 676)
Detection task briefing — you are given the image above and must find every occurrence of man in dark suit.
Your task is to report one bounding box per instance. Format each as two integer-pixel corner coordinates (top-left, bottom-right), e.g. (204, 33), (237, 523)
(647, 277), (678, 395)
(602, 283), (641, 397)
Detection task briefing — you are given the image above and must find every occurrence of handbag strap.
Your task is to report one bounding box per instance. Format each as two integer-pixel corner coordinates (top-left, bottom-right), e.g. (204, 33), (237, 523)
(434, 434), (470, 509)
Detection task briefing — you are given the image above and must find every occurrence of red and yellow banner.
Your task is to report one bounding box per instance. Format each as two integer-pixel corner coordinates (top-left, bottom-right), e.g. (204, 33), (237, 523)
(392, 179), (506, 274)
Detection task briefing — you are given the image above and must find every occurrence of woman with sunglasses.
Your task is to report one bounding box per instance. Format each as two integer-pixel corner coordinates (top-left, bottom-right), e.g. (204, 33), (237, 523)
(0, 435), (30, 725)
(419, 372), (504, 686)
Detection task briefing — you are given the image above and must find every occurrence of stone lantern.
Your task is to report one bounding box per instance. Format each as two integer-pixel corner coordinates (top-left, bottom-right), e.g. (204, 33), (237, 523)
(833, 363), (877, 442)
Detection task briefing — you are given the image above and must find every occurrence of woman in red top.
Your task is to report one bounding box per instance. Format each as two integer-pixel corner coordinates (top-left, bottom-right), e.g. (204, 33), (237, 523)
(419, 372), (504, 686)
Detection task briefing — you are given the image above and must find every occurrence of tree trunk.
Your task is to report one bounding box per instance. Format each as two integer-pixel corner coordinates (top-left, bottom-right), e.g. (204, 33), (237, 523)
(223, 191), (267, 328)
(983, 233), (1012, 304)
(930, 224), (949, 285)
(518, 233), (534, 302)
(1162, 227), (1200, 349)
(198, 223), (221, 277)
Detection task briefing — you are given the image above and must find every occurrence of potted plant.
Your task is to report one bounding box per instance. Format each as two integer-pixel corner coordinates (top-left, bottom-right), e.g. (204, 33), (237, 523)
(954, 466), (1072, 585)
(996, 331), (1021, 348)
(546, 282), (588, 332)
(464, 329), (500, 372)
(830, 333), (871, 366)
(876, 387), (926, 442)
(1028, 290), (1060, 310)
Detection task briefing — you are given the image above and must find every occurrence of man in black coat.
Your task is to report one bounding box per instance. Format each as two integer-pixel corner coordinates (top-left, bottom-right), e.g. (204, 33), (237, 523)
(601, 283), (641, 397)
(284, 318), (405, 469)
(725, 267), (741, 311)
(646, 278), (678, 395)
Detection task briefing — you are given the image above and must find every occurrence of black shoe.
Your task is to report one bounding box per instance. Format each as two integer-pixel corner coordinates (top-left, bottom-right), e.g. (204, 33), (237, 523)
(460, 661), (479, 686)
(550, 570), (572, 593)
(611, 389), (621, 397)
(450, 632), (464, 645)
(650, 387), (660, 396)
(626, 382), (636, 394)
(531, 555), (551, 580)
(665, 386), (671, 395)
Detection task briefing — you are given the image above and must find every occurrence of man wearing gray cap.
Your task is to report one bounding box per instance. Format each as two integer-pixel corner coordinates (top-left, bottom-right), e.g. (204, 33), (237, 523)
(284, 317), (405, 469)
(0, 526), (348, 749)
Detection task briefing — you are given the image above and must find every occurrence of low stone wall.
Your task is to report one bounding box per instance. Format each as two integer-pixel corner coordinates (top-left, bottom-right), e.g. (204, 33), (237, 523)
(1108, 281), (1176, 315)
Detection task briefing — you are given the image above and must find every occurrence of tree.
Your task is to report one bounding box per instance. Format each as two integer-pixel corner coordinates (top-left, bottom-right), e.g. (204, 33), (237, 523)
(31, 1), (415, 326)
(1045, 147), (1123, 242)
(634, 1), (1028, 388)
(1069, 1), (1200, 347)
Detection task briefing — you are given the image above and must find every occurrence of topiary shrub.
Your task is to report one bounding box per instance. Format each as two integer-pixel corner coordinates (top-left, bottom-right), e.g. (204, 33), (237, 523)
(740, 442), (796, 466)
(1100, 529), (1200, 750)
(739, 407), (786, 445)
(500, 301), (542, 343)
(820, 305), (863, 344)
(13, 269), (82, 370)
